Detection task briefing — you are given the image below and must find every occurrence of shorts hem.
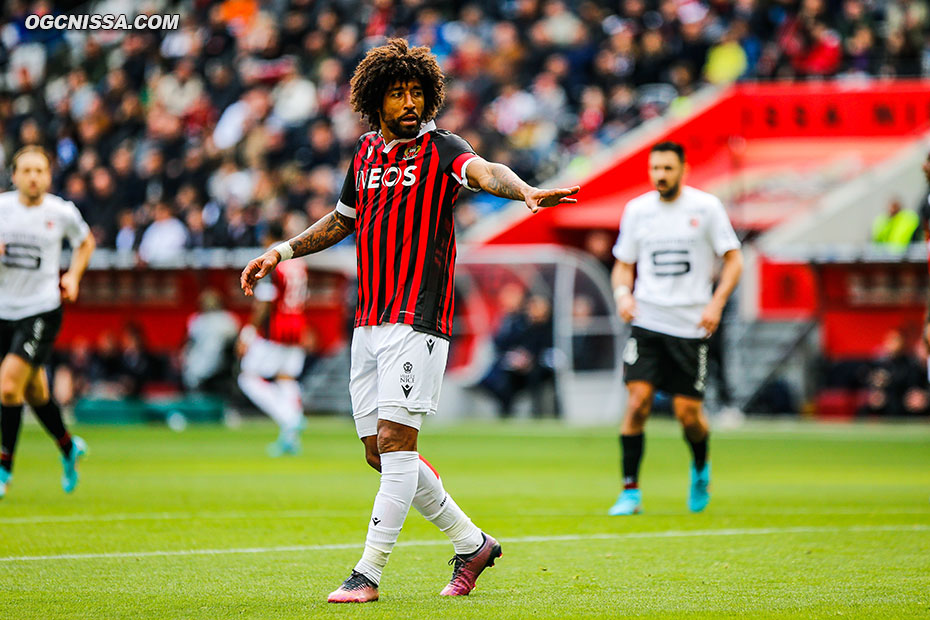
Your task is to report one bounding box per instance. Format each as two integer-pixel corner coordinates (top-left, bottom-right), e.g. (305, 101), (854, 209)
(377, 399), (437, 415)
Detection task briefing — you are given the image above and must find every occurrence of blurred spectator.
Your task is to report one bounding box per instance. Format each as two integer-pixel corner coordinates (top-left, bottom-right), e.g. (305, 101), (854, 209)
(478, 289), (560, 417)
(138, 201), (189, 264)
(861, 329), (928, 417)
(182, 289), (240, 393)
(872, 197), (919, 251)
(2, 0), (929, 253)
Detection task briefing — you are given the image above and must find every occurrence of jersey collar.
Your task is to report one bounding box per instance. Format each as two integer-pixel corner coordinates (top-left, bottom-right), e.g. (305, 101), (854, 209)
(381, 120), (436, 153)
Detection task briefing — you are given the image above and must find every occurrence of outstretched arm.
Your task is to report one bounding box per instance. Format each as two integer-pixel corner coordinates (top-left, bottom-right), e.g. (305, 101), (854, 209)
(240, 209), (354, 296)
(465, 157), (580, 213)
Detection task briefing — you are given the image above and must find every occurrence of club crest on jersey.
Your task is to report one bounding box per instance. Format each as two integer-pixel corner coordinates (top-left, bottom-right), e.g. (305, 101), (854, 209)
(403, 144), (421, 160)
(400, 361), (415, 398)
(690, 218), (699, 228)
(45, 219), (55, 229)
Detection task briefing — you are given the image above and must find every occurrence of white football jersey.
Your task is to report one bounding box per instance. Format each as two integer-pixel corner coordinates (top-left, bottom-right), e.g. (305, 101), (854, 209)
(613, 186), (740, 339)
(0, 191), (90, 320)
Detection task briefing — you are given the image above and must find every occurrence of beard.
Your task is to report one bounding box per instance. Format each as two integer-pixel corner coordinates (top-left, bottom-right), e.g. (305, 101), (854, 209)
(656, 181), (680, 199)
(385, 114), (421, 139)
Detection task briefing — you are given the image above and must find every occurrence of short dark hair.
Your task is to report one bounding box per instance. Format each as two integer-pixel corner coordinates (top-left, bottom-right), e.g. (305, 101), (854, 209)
(11, 145), (51, 172)
(650, 141), (685, 163)
(349, 38), (446, 130)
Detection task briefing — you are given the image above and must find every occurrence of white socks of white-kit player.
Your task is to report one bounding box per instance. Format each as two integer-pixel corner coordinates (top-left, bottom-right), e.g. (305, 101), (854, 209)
(237, 374), (302, 434)
(355, 451), (419, 585)
(413, 456), (484, 556)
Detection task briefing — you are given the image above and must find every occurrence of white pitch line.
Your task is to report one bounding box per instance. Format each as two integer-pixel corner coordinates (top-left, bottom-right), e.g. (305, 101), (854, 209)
(0, 509), (365, 525)
(2, 506), (929, 526)
(1, 524), (927, 563)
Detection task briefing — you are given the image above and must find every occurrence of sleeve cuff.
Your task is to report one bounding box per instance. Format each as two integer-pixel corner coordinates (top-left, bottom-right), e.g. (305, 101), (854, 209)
(335, 200), (356, 219)
(452, 154), (480, 192)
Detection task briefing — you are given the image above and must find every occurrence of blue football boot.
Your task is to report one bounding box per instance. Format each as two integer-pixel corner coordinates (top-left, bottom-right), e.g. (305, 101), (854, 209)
(62, 436), (87, 494)
(608, 488), (643, 516)
(688, 463), (711, 513)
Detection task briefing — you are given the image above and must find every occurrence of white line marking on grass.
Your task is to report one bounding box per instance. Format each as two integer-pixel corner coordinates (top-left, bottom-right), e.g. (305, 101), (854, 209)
(0, 509), (364, 525)
(3, 506), (928, 526)
(1, 524), (927, 563)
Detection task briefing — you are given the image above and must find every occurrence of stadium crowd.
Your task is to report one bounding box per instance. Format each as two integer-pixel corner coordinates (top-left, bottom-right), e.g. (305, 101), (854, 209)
(2, 0), (929, 256)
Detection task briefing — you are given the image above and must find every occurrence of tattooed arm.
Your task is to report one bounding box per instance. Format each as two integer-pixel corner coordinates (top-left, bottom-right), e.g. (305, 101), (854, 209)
(464, 158), (580, 213)
(240, 209), (354, 296)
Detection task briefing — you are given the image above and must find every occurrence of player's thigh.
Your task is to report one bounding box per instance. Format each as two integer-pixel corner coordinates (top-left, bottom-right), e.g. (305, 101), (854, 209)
(665, 335), (709, 400)
(240, 337), (276, 378)
(623, 327), (664, 395)
(373, 323), (449, 416)
(349, 327), (379, 438)
(276, 345), (305, 379)
(0, 353), (36, 402)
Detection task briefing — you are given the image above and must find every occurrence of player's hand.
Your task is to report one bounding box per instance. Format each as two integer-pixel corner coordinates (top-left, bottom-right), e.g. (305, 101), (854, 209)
(698, 301), (724, 336)
(60, 271), (80, 302)
(617, 293), (636, 323)
(524, 186), (580, 213)
(240, 251), (280, 296)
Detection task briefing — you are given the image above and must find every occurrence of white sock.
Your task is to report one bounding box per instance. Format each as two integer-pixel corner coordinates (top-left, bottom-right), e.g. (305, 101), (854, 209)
(413, 456), (484, 556)
(277, 378), (304, 438)
(354, 450), (419, 585)
(237, 374), (299, 434)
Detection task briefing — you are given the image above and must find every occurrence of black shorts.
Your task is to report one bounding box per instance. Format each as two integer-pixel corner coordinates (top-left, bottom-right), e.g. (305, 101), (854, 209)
(623, 326), (708, 399)
(0, 307), (64, 367)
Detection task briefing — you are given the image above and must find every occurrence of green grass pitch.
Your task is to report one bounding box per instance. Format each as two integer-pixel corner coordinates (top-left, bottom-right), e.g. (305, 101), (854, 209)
(1, 417), (928, 619)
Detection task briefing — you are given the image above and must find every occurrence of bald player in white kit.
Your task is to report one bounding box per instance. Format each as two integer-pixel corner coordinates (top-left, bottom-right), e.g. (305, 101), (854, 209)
(0, 145), (95, 499)
(608, 141), (742, 516)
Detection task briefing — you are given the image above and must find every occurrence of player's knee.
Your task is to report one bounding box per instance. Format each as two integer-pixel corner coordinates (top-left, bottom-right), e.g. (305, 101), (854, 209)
(674, 403), (702, 428)
(364, 448), (382, 472)
(24, 383), (47, 406)
(625, 394), (652, 423)
(0, 381), (24, 405)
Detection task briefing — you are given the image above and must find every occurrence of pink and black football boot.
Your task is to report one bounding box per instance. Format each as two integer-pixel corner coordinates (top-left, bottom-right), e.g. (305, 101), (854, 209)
(439, 533), (503, 596)
(327, 570), (379, 603)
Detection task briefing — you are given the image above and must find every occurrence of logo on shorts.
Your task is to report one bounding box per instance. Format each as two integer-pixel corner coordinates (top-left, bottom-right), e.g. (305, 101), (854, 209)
(372, 517), (381, 526)
(400, 361), (415, 398)
(694, 343), (708, 392)
(426, 338), (435, 354)
(623, 338), (639, 365)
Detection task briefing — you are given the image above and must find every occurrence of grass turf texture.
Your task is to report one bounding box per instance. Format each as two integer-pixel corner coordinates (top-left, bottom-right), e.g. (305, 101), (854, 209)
(0, 417), (928, 619)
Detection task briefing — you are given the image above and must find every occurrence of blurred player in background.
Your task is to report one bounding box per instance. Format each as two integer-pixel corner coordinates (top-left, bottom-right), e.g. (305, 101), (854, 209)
(0, 146), (95, 499)
(241, 39), (579, 603)
(238, 222), (308, 457)
(609, 141), (742, 516)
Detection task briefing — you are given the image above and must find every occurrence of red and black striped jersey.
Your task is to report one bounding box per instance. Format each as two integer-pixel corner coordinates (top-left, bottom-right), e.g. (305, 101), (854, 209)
(254, 257), (309, 345)
(337, 121), (479, 339)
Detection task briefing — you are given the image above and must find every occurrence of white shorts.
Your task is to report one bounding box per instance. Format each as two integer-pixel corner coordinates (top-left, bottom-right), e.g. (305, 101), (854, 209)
(350, 323), (450, 438)
(240, 337), (305, 379)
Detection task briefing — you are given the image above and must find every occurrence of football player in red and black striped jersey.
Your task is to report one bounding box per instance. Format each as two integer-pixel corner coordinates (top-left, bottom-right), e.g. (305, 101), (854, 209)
(241, 38), (579, 603)
(237, 222), (309, 457)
